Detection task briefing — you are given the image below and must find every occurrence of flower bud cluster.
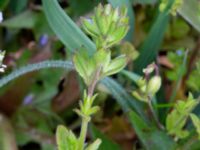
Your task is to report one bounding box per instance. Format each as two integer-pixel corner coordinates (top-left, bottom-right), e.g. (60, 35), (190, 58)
(82, 4), (129, 49)
(132, 63), (162, 102)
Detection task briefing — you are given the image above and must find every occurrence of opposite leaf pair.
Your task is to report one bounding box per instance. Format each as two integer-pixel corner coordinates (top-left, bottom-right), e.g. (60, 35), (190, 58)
(82, 4), (129, 49)
(57, 125), (101, 150)
(73, 49), (126, 86)
(166, 93), (200, 139)
(74, 92), (99, 121)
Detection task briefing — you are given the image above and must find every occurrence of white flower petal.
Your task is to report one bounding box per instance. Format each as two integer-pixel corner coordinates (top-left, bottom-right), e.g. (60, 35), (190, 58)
(0, 68), (5, 72)
(0, 12), (3, 23)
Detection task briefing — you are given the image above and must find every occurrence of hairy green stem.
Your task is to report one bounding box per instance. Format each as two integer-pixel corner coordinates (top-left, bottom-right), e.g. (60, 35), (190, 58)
(78, 67), (101, 150)
(87, 67), (101, 98)
(0, 60), (73, 88)
(78, 119), (89, 150)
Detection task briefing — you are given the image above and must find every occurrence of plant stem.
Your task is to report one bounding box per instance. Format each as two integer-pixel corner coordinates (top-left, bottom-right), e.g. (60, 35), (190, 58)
(78, 119), (89, 150)
(147, 96), (164, 130)
(87, 67), (102, 98)
(78, 67), (101, 150)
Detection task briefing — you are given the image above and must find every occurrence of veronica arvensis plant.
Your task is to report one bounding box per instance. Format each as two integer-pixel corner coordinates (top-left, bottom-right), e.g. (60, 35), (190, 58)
(56, 4), (129, 150)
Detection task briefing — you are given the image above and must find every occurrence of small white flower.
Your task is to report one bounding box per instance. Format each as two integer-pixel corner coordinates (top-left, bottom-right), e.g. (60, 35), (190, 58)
(0, 53), (5, 62)
(0, 68), (5, 73)
(0, 50), (6, 73)
(143, 63), (155, 74)
(0, 12), (3, 23)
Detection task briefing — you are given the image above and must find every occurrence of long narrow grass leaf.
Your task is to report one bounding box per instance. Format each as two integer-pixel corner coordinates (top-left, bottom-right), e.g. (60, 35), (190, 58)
(90, 125), (121, 150)
(169, 50), (189, 102)
(129, 111), (176, 150)
(134, 0), (174, 74)
(42, 0), (96, 54)
(0, 114), (18, 150)
(132, 0), (157, 5)
(178, 0), (200, 32)
(101, 77), (146, 119)
(121, 70), (140, 82)
(0, 60), (73, 88)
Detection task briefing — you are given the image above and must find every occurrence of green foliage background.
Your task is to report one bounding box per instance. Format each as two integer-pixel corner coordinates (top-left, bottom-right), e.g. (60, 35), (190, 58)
(0, 0), (200, 150)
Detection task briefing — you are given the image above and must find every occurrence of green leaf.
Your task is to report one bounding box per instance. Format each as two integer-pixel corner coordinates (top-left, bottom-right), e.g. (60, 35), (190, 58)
(167, 50), (188, 103)
(104, 55), (126, 76)
(129, 111), (176, 150)
(166, 95), (198, 139)
(90, 125), (122, 150)
(68, 0), (100, 17)
(73, 50), (96, 85)
(132, 0), (157, 5)
(101, 77), (146, 119)
(108, 0), (135, 41)
(121, 70), (140, 83)
(56, 125), (78, 150)
(94, 50), (111, 70)
(42, 0), (96, 54)
(190, 114), (200, 139)
(180, 138), (200, 150)
(0, 10), (53, 39)
(166, 110), (189, 138)
(134, 0), (174, 74)
(120, 42), (139, 61)
(0, 60), (73, 88)
(56, 125), (69, 150)
(178, 0), (200, 32)
(0, 114), (18, 150)
(9, 0), (28, 14)
(132, 90), (148, 102)
(0, 10), (38, 28)
(85, 138), (102, 150)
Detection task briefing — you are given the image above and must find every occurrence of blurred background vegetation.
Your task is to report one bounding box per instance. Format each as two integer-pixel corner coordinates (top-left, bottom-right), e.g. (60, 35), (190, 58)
(0, 0), (200, 150)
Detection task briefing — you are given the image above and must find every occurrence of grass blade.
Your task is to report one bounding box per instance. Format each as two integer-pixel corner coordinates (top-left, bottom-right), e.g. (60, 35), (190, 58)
(169, 50), (189, 102)
(121, 70), (140, 83)
(42, 0), (96, 54)
(90, 125), (122, 150)
(0, 10), (38, 28)
(134, 0), (174, 74)
(0, 114), (18, 150)
(0, 60), (73, 88)
(178, 0), (200, 32)
(132, 0), (157, 5)
(129, 111), (176, 150)
(101, 77), (146, 119)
